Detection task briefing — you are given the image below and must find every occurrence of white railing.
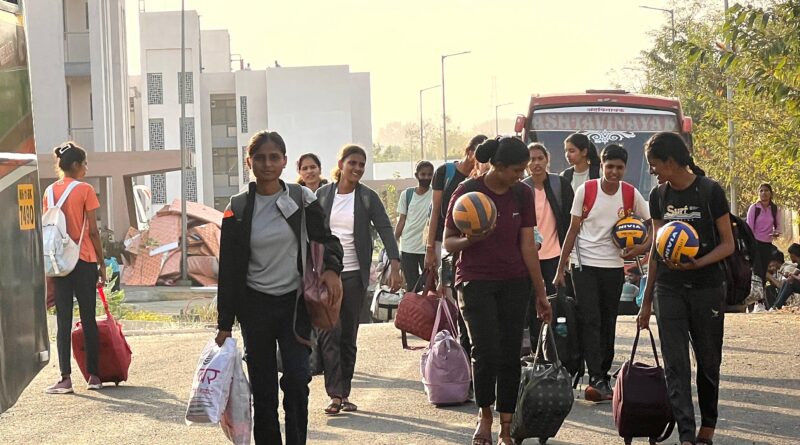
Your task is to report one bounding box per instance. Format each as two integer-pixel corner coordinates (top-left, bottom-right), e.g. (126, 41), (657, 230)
(64, 32), (90, 64)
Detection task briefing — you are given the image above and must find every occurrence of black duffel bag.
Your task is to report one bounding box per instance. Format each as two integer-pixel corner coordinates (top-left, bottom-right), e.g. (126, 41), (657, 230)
(511, 323), (574, 445)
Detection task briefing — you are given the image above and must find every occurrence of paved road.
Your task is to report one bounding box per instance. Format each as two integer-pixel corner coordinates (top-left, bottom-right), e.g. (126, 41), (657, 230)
(1, 314), (798, 444)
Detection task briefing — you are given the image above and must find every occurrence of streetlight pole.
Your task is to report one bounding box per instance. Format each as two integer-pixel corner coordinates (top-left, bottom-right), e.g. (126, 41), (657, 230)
(495, 102), (513, 135)
(640, 5), (676, 95)
(419, 85), (440, 161)
(441, 51), (470, 161)
(723, 0), (737, 214)
(179, 0), (189, 285)
(640, 5), (675, 44)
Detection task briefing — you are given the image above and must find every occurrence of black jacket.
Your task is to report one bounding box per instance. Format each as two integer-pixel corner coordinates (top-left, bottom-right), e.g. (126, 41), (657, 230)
(522, 174), (575, 246)
(560, 164), (601, 186)
(316, 182), (400, 289)
(216, 181), (344, 337)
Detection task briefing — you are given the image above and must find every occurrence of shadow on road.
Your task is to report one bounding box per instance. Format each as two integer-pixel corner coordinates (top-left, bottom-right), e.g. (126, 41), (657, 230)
(72, 385), (187, 424)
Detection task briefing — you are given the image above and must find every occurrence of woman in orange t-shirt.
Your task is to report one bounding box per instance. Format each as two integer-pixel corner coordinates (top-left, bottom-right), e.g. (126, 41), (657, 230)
(44, 142), (107, 395)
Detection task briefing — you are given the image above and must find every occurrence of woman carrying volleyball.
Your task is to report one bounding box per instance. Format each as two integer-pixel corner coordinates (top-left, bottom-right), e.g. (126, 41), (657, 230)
(444, 136), (551, 445)
(638, 132), (734, 445)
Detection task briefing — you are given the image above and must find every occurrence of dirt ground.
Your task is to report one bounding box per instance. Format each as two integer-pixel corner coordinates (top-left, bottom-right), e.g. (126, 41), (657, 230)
(1, 313), (798, 445)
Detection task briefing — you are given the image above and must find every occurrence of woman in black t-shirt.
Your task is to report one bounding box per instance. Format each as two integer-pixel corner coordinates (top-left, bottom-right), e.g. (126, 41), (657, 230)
(637, 132), (734, 445)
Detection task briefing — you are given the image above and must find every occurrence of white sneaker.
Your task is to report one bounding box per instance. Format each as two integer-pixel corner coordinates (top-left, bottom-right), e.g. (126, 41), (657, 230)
(752, 303), (767, 313)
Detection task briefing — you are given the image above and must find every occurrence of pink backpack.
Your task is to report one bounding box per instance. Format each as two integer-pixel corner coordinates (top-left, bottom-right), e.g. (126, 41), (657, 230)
(420, 296), (471, 406)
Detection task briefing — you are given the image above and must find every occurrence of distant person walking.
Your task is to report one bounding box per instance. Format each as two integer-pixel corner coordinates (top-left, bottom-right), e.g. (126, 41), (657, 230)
(560, 132), (601, 191)
(316, 144), (402, 415)
(746, 183), (781, 310)
(554, 144), (651, 402)
(395, 161), (434, 291)
(44, 142), (107, 394)
(216, 130), (344, 445)
(296, 153), (328, 192)
(444, 137), (551, 445)
(638, 132), (734, 445)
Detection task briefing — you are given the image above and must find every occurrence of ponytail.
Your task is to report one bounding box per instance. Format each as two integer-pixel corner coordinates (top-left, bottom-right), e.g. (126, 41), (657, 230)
(331, 144), (367, 182)
(687, 157), (706, 176)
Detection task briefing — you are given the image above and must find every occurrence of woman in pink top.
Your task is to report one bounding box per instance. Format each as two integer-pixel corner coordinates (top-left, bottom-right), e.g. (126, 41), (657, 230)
(43, 142), (107, 395)
(746, 183), (781, 293)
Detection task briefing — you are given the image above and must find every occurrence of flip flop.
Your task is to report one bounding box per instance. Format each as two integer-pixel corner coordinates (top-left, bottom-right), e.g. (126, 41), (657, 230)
(324, 400), (342, 415)
(341, 401), (358, 412)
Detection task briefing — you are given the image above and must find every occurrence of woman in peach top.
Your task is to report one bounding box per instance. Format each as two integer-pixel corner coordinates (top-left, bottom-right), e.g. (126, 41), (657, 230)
(43, 142), (107, 395)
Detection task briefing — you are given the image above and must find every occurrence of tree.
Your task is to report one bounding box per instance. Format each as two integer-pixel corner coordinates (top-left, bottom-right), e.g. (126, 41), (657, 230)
(634, 0), (800, 214)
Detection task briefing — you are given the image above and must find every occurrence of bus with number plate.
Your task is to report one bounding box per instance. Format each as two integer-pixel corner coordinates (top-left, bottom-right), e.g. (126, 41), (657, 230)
(0, 0), (49, 415)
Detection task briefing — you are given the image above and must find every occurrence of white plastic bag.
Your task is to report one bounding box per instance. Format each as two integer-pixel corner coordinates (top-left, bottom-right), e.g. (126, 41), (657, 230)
(186, 338), (236, 424)
(221, 348), (252, 444)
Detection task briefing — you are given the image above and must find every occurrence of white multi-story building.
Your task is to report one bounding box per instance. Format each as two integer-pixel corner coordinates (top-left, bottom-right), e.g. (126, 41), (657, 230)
(25, 0), (134, 235)
(135, 10), (373, 212)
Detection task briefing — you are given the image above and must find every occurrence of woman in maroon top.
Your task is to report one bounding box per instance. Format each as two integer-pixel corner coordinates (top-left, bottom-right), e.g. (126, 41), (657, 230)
(445, 136), (552, 445)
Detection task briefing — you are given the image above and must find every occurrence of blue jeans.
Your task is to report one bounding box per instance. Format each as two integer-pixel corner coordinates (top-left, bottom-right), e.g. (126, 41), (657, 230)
(240, 287), (311, 445)
(772, 278), (800, 309)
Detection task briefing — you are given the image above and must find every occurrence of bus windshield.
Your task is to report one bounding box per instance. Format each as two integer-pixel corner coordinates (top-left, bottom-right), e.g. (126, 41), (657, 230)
(528, 106), (682, 193)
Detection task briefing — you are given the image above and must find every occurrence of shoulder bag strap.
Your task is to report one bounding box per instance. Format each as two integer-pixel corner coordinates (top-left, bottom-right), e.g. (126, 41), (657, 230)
(581, 179), (599, 219)
(548, 173), (562, 209)
(55, 180), (82, 208)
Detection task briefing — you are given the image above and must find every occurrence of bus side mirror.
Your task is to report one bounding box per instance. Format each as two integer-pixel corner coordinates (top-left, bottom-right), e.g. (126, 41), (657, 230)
(514, 115), (526, 134)
(682, 116), (693, 133)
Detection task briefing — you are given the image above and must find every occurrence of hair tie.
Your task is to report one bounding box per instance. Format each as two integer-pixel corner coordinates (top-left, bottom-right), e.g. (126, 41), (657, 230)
(56, 142), (74, 156)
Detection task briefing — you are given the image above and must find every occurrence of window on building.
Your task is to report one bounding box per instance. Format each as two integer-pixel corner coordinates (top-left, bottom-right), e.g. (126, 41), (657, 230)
(213, 147), (239, 188)
(151, 173), (166, 204)
(147, 73), (163, 105)
(178, 72), (194, 104)
(180, 117), (195, 152)
(239, 96), (248, 133)
(148, 119), (164, 150)
(241, 146), (249, 184)
(187, 168), (198, 202)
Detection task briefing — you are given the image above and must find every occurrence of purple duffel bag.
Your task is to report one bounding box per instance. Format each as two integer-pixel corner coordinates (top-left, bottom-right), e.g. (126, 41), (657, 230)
(419, 296), (471, 406)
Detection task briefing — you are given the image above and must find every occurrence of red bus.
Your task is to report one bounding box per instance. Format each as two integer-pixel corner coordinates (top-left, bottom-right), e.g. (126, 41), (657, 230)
(515, 90), (693, 192)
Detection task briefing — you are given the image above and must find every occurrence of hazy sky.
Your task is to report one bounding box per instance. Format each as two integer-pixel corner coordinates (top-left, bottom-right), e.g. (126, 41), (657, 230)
(126, 0), (702, 134)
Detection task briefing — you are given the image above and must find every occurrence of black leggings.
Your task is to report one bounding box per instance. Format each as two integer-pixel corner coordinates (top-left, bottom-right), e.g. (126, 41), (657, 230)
(655, 283), (725, 444)
(459, 278), (530, 413)
(54, 260), (99, 377)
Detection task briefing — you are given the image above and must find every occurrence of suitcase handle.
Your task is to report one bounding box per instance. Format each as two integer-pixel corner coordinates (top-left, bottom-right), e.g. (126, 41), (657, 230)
(630, 327), (661, 369)
(532, 322), (561, 367)
(97, 286), (111, 318)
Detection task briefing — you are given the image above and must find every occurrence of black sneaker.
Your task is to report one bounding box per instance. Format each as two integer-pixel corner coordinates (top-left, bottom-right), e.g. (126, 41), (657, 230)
(585, 379), (613, 402)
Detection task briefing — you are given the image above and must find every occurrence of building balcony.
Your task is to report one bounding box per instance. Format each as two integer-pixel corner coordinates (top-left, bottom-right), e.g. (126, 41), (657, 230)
(64, 32), (90, 76)
(69, 127), (93, 151)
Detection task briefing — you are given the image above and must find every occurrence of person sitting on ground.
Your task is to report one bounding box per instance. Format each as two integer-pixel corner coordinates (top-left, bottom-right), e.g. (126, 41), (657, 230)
(771, 243), (800, 310)
(764, 251), (785, 308)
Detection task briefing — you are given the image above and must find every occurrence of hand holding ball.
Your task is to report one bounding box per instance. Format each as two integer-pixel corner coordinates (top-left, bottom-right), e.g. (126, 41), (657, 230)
(656, 221), (700, 264)
(452, 192), (497, 237)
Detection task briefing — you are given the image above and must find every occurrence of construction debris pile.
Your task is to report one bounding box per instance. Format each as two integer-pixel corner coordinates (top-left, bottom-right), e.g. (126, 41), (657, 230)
(122, 199), (223, 287)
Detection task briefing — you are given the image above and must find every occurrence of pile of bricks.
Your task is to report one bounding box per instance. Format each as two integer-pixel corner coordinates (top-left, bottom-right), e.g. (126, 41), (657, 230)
(121, 199), (222, 286)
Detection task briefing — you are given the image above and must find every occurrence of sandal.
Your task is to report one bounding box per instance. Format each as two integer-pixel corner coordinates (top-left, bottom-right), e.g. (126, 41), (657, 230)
(497, 420), (514, 445)
(324, 398), (342, 415)
(472, 420), (493, 445)
(341, 401), (358, 412)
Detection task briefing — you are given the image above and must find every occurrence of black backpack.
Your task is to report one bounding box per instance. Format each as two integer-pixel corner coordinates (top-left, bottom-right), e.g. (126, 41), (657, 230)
(658, 177), (758, 306)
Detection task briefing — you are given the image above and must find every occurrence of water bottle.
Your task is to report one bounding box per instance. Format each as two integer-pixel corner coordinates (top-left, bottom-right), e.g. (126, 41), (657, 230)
(554, 317), (568, 337)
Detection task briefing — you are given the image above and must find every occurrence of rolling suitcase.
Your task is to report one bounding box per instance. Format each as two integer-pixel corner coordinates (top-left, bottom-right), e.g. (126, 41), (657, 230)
(511, 323), (574, 444)
(72, 287), (132, 385)
(613, 327), (674, 444)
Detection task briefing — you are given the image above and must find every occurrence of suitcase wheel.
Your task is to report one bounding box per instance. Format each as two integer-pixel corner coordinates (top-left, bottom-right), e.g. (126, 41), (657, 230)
(624, 438), (632, 445)
(539, 438), (548, 444)
(649, 439), (657, 445)
(512, 439), (523, 445)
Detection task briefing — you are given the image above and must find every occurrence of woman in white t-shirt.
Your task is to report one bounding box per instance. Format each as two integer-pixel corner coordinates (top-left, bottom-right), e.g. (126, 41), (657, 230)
(560, 132), (601, 191)
(554, 144), (651, 402)
(315, 144), (402, 416)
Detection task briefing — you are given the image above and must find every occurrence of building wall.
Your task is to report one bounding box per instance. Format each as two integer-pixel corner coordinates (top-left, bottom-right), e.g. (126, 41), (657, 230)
(235, 70), (268, 186)
(200, 72), (236, 206)
(24, 0), (70, 153)
(266, 66), (355, 182)
(200, 30), (231, 74)
(139, 10), (204, 210)
(349, 72), (373, 180)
